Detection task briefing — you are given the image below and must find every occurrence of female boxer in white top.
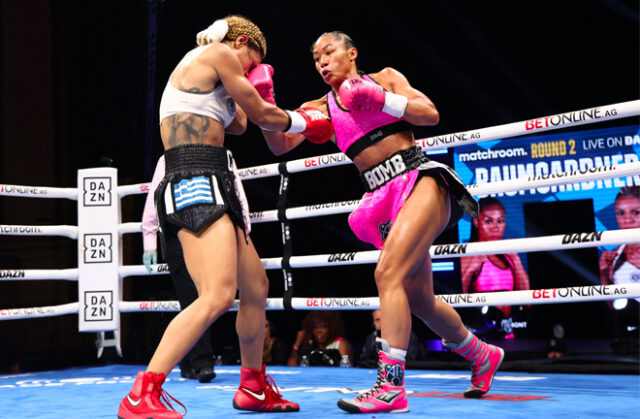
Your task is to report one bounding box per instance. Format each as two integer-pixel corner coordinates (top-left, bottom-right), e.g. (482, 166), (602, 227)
(118, 15), (333, 419)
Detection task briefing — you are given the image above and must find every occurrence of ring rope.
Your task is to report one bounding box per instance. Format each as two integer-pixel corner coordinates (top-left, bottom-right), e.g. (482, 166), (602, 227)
(416, 100), (640, 150)
(109, 99), (640, 193)
(0, 100), (638, 326)
(256, 228), (640, 269)
(9, 153), (636, 242)
(0, 184), (77, 200)
(0, 302), (78, 320)
(0, 224), (78, 239)
(5, 281), (639, 320)
(113, 282), (640, 314)
(246, 161), (640, 224)
(0, 268), (78, 281)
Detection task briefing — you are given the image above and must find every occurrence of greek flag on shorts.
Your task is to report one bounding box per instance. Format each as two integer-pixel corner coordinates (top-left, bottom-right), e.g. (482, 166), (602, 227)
(164, 175), (224, 214)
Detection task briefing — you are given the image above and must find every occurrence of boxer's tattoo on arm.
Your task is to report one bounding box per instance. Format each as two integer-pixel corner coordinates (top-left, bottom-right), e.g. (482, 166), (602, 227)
(178, 83), (202, 94)
(165, 114), (212, 147)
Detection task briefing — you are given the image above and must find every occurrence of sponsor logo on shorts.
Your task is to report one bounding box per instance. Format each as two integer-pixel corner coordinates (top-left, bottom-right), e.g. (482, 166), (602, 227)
(363, 155), (406, 190)
(379, 220), (391, 242)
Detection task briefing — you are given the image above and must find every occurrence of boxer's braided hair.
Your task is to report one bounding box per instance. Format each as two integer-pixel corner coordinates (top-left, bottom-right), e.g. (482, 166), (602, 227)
(197, 15), (267, 58)
(223, 15), (267, 57)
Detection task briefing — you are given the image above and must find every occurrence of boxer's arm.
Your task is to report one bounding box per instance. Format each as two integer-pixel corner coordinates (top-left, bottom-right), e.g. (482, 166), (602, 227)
(262, 130), (306, 156)
(212, 45), (292, 131)
(141, 156), (165, 251)
(225, 104), (247, 135)
(261, 99), (331, 155)
(368, 68), (439, 126)
(212, 46), (333, 137)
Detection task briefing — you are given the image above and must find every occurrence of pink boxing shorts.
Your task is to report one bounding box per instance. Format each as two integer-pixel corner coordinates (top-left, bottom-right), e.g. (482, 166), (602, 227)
(348, 170), (419, 250)
(347, 146), (478, 250)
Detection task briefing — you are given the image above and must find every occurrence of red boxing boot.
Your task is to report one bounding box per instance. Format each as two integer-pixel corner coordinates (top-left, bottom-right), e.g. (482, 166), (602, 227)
(118, 371), (186, 419)
(233, 364), (300, 412)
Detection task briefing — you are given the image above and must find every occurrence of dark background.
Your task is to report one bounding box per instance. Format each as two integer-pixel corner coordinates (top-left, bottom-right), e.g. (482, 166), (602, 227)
(1, 1), (638, 371)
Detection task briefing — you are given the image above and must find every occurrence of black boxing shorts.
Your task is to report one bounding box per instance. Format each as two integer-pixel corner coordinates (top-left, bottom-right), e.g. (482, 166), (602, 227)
(154, 144), (250, 252)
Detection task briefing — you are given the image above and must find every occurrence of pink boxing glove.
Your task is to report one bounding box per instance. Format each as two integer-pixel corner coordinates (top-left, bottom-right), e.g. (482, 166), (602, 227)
(248, 64), (276, 104)
(338, 77), (408, 118)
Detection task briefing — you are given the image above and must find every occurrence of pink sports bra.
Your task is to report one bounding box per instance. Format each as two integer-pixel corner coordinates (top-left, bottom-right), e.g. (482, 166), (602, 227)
(327, 75), (410, 160)
(472, 255), (516, 292)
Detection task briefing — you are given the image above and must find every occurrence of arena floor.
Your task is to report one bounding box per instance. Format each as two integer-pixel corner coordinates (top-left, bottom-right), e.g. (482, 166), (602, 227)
(1, 363), (638, 418)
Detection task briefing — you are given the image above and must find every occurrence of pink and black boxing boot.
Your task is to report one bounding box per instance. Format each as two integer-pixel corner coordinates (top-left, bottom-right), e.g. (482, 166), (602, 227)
(117, 371), (185, 419)
(337, 338), (409, 414)
(233, 364), (300, 412)
(443, 331), (505, 398)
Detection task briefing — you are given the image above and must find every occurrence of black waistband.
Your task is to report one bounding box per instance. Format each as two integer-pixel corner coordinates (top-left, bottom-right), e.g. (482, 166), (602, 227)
(164, 144), (232, 174)
(345, 121), (412, 161)
(359, 146), (428, 192)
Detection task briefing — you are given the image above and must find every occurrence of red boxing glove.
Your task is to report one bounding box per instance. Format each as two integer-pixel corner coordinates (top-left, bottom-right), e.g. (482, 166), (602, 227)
(339, 77), (408, 118)
(248, 64), (275, 104)
(284, 108), (333, 144)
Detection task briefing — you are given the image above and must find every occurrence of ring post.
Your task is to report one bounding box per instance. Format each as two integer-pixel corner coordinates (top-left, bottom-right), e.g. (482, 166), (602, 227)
(77, 168), (122, 336)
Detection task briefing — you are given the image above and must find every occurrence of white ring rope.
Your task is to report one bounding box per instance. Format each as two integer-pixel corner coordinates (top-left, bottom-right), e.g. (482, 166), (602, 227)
(110, 100), (640, 190)
(0, 302), (78, 320)
(256, 228), (640, 269)
(0, 184), (77, 200)
(0, 268), (77, 281)
(0, 224), (78, 239)
(416, 100), (640, 150)
(113, 282), (640, 314)
(0, 100), (638, 323)
(5, 281), (639, 319)
(247, 161), (640, 223)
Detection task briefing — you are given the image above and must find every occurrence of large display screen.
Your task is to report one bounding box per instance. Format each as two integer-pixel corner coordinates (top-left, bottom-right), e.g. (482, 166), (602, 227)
(451, 125), (640, 343)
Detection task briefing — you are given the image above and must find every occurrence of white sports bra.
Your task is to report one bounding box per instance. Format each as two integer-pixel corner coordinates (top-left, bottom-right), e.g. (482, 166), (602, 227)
(159, 81), (236, 128)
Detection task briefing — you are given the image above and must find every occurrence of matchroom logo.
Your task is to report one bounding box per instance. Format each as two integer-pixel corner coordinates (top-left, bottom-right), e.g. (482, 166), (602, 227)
(83, 233), (113, 263)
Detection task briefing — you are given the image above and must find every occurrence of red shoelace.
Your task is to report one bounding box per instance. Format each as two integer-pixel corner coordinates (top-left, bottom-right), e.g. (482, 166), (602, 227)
(150, 374), (187, 416)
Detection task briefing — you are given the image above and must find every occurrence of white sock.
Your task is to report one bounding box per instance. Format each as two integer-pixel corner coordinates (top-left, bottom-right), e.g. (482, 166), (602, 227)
(389, 347), (407, 360)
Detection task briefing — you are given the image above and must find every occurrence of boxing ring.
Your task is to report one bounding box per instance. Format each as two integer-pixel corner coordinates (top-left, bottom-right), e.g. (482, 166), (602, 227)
(1, 100), (639, 418)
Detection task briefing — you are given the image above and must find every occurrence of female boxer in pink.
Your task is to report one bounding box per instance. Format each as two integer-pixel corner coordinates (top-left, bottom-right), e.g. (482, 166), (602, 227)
(257, 31), (504, 413)
(461, 197), (530, 319)
(117, 15), (331, 419)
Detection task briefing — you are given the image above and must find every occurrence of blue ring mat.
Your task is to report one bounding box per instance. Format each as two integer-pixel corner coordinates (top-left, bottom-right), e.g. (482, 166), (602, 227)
(1, 364), (638, 418)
